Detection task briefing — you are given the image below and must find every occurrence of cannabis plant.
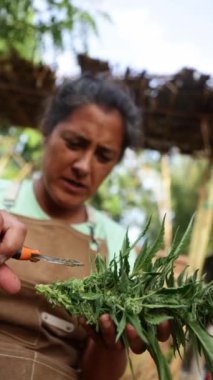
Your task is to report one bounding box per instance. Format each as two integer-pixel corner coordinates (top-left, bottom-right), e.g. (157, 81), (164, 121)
(36, 218), (213, 380)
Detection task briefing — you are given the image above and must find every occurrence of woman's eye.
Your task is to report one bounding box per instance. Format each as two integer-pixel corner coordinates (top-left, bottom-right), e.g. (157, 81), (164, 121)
(96, 147), (114, 163)
(65, 140), (80, 149)
(97, 152), (112, 163)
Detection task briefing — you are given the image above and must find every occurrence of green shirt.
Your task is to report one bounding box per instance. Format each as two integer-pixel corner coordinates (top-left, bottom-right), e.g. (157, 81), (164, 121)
(0, 179), (135, 263)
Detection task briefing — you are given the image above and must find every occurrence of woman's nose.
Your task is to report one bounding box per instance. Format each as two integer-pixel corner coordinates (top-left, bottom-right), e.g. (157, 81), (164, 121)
(72, 153), (93, 176)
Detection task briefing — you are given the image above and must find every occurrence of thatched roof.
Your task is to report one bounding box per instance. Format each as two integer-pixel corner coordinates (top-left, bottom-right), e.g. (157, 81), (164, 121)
(0, 53), (212, 157)
(77, 54), (213, 158)
(0, 53), (55, 128)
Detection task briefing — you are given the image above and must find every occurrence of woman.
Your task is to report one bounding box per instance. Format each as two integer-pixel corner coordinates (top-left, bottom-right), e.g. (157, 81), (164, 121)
(0, 74), (170, 380)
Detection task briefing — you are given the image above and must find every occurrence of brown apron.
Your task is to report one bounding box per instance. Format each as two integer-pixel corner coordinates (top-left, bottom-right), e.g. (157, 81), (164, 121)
(0, 213), (107, 380)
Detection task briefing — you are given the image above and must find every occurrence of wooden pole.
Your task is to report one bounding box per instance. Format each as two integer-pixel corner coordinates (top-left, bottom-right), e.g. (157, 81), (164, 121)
(159, 154), (173, 251)
(188, 164), (213, 274)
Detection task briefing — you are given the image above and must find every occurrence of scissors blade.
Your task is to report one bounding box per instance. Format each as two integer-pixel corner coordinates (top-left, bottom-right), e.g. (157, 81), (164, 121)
(30, 253), (84, 267)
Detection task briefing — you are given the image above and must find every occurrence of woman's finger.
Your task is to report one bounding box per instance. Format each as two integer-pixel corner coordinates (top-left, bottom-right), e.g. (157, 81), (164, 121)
(156, 320), (171, 342)
(0, 211), (27, 257)
(0, 264), (21, 293)
(79, 317), (98, 342)
(125, 324), (147, 354)
(99, 314), (123, 350)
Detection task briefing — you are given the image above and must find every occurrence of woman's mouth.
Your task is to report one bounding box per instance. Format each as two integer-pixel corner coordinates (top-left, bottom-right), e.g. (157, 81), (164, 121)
(61, 178), (87, 194)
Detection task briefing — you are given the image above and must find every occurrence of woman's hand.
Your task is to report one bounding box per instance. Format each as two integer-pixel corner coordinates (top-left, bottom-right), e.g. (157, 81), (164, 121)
(0, 210), (26, 293)
(80, 313), (171, 380)
(80, 314), (126, 380)
(125, 318), (171, 354)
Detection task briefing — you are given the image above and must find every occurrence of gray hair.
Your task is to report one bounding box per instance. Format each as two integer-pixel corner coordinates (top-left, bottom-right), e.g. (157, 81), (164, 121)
(40, 73), (143, 158)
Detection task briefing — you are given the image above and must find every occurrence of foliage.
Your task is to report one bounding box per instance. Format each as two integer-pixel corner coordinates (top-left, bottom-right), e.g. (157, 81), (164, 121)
(91, 150), (209, 248)
(170, 155), (209, 237)
(91, 149), (162, 244)
(0, 0), (109, 60)
(0, 127), (42, 178)
(36, 217), (213, 380)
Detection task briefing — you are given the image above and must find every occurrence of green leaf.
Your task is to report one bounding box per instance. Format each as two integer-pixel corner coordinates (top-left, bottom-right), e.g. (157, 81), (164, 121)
(130, 216), (152, 251)
(95, 254), (106, 273)
(187, 320), (213, 373)
(168, 216), (194, 260)
(146, 328), (173, 380)
(132, 239), (149, 274)
(127, 313), (148, 344)
(145, 313), (173, 325)
(115, 313), (126, 342)
(135, 215), (165, 272)
(120, 229), (131, 257)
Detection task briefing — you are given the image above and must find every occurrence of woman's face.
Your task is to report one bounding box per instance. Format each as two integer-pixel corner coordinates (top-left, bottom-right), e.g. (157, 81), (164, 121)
(40, 104), (124, 212)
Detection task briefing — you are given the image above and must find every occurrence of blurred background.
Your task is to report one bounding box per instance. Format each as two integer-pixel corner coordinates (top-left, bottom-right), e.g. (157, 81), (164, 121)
(0, 0), (212, 269)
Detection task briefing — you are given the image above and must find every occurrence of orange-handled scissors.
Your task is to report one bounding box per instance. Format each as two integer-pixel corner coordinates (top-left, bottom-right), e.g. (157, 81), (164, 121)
(0, 247), (83, 267)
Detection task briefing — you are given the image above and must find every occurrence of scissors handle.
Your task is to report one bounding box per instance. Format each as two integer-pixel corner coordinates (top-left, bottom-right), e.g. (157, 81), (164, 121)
(12, 247), (40, 260)
(0, 247), (40, 265)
